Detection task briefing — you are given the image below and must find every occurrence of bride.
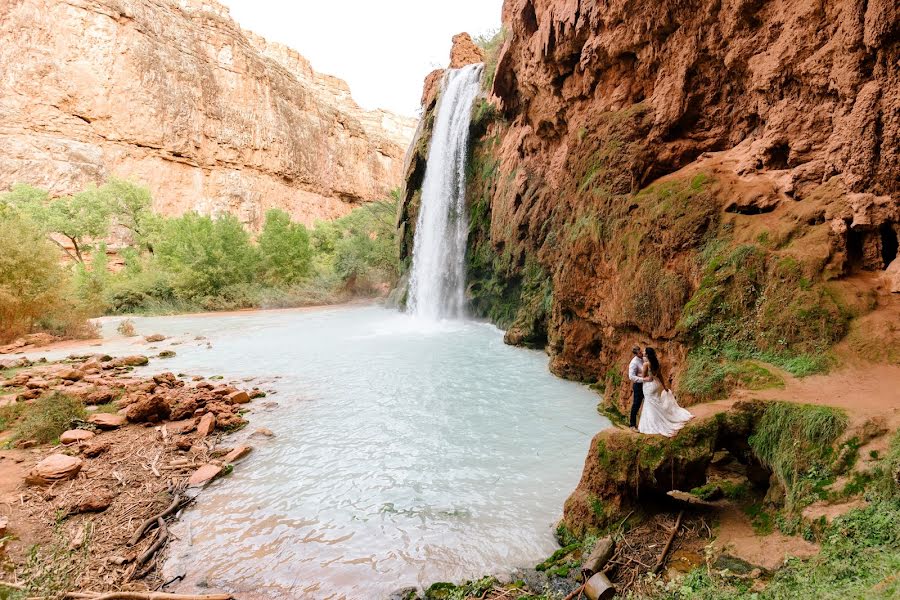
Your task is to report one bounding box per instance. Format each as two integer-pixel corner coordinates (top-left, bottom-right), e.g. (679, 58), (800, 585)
(638, 347), (693, 436)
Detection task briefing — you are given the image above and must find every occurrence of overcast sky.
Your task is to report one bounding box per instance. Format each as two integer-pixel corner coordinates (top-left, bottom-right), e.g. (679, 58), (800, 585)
(219, 0), (504, 117)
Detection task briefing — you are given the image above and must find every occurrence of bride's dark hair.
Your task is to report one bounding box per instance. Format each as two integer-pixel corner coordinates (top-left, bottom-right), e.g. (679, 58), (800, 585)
(645, 347), (661, 377)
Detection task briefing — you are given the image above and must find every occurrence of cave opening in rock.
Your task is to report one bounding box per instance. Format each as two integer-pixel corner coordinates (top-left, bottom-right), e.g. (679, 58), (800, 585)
(764, 142), (790, 169)
(846, 227), (865, 273)
(880, 223), (898, 269)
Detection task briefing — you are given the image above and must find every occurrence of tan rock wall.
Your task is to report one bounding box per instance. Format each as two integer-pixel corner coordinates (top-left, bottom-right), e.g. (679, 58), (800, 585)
(0, 0), (417, 228)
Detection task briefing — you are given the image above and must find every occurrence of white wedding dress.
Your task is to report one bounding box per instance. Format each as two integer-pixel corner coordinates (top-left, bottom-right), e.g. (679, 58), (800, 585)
(638, 378), (693, 437)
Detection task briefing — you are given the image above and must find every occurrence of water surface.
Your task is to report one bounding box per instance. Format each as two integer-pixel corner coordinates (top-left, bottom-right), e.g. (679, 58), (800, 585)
(32, 305), (608, 598)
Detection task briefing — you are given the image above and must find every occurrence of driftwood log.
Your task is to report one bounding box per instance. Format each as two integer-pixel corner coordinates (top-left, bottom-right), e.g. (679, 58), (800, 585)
(128, 494), (182, 546)
(653, 510), (685, 574)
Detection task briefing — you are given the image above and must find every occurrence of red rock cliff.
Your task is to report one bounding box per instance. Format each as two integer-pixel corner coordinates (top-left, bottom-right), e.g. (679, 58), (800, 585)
(400, 0), (899, 410)
(0, 0), (416, 227)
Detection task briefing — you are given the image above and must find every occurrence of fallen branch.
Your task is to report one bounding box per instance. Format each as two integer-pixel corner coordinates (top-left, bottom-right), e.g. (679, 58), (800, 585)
(562, 583), (585, 600)
(652, 510), (684, 574)
(128, 494), (181, 545)
(136, 517), (168, 566)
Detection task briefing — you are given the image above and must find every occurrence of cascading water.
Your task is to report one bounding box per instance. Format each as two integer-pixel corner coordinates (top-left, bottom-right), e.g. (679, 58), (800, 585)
(407, 63), (484, 320)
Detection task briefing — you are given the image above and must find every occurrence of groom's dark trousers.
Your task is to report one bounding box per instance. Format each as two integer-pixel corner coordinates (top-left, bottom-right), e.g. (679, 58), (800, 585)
(629, 382), (644, 427)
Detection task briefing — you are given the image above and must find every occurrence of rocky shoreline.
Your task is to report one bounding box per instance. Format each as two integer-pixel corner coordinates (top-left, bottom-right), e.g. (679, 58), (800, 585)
(0, 349), (272, 595)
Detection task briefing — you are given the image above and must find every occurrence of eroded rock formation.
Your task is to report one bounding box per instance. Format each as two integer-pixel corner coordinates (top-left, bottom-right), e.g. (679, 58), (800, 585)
(399, 0), (899, 413)
(0, 0), (416, 227)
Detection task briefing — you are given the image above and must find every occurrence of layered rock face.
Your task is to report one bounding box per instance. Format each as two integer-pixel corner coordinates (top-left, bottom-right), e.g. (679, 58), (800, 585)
(400, 0), (899, 412)
(0, 0), (416, 227)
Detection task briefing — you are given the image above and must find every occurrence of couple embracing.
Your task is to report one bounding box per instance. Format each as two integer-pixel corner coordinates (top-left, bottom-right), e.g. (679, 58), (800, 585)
(627, 346), (692, 436)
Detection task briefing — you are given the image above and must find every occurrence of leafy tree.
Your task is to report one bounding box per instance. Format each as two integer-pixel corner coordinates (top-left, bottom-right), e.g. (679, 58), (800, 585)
(100, 178), (160, 251)
(0, 212), (69, 342)
(153, 212), (259, 301)
(258, 209), (312, 285)
(3, 184), (110, 263)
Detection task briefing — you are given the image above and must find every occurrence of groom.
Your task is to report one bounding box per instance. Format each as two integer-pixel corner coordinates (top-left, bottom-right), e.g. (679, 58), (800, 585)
(627, 345), (649, 430)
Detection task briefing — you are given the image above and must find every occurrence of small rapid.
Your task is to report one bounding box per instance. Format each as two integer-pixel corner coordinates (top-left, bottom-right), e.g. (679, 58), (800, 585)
(407, 64), (484, 320)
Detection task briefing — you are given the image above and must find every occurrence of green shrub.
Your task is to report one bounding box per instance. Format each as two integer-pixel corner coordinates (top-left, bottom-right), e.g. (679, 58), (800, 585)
(153, 212), (259, 303)
(258, 209), (312, 285)
(749, 402), (848, 513)
(0, 212), (81, 343)
(13, 392), (87, 444)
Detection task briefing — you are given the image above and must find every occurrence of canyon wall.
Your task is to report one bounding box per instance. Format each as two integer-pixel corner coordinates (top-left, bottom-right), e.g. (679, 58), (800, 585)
(0, 0), (416, 228)
(399, 1), (899, 413)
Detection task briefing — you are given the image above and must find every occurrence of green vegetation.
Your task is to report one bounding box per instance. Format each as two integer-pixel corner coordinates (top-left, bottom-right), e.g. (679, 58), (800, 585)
(0, 210), (94, 343)
(676, 239), (848, 400)
(6, 527), (91, 599)
(474, 28), (506, 92)
(10, 392), (87, 444)
(749, 402), (848, 514)
(0, 179), (401, 334)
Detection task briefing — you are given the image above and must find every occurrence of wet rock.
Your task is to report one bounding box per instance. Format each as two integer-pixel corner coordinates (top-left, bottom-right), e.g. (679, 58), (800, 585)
(387, 587), (419, 600)
(251, 427), (275, 438)
(249, 388), (266, 399)
(215, 413), (246, 431)
(112, 355), (149, 367)
(227, 390), (250, 404)
(26, 454), (83, 485)
(88, 413), (127, 430)
(223, 445), (251, 463)
(153, 372), (177, 387)
(60, 429), (95, 445)
(145, 334), (166, 343)
(158, 350), (176, 358)
(188, 463), (223, 487)
(126, 394), (171, 423)
(197, 413), (216, 437)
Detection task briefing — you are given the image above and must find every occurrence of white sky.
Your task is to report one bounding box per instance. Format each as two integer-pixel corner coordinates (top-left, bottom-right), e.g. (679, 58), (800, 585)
(219, 0), (504, 117)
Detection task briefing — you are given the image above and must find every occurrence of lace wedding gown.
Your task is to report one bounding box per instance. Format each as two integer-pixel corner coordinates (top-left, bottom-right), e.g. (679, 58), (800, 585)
(638, 378), (693, 437)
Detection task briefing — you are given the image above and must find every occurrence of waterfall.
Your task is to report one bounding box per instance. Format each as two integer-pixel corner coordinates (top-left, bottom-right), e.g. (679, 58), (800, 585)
(407, 63), (484, 320)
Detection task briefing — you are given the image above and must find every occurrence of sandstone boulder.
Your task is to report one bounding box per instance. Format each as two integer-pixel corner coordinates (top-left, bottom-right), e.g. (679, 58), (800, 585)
(223, 445), (252, 463)
(83, 440), (112, 457)
(886, 258), (900, 293)
(55, 368), (83, 381)
(188, 464), (223, 487)
(227, 390), (250, 404)
(145, 334), (166, 343)
(197, 413), (216, 437)
(69, 489), (116, 514)
(60, 429), (95, 445)
(88, 413), (127, 430)
(112, 356), (150, 367)
(26, 454), (83, 485)
(126, 394), (171, 423)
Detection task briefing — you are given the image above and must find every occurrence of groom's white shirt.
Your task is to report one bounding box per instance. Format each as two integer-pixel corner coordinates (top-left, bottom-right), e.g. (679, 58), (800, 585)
(628, 356), (644, 384)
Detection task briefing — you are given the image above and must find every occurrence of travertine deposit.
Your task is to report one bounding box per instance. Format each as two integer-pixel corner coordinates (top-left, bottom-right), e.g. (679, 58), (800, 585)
(0, 0), (416, 227)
